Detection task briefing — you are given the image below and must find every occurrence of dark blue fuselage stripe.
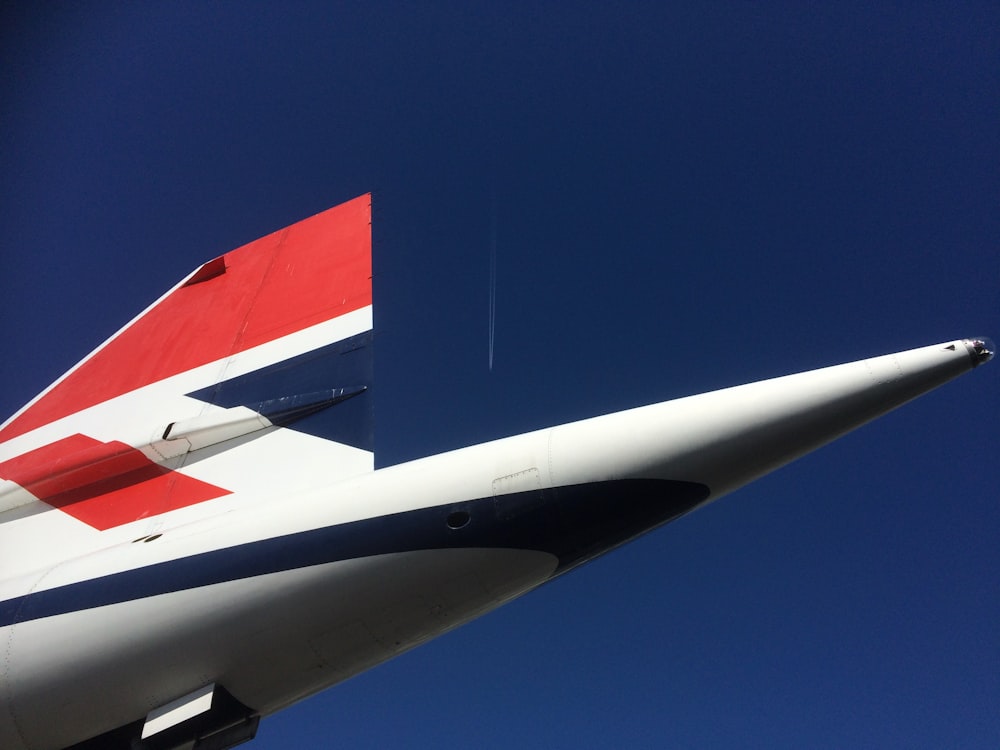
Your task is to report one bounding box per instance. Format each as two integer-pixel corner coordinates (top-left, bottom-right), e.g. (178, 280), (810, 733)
(0, 479), (709, 628)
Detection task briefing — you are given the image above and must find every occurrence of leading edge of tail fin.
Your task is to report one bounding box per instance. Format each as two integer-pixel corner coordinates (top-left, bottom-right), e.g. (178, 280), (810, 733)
(0, 194), (373, 531)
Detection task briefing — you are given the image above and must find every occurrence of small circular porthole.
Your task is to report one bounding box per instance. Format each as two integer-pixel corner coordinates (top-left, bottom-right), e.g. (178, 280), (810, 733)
(446, 510), (471, 529)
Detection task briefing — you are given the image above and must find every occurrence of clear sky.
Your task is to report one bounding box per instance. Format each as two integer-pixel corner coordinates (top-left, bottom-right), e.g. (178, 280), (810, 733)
(2, 3), (998, 748)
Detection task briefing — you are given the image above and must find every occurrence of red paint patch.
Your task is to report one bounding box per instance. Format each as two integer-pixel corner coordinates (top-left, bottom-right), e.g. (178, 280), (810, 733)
(0, 434), (230, 530)
(184, 256), (227, 285)
(1, 194), (372, 442)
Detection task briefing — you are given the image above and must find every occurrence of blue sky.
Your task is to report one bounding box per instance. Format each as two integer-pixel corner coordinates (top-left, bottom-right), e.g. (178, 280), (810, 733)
(2, 3), (998, 747)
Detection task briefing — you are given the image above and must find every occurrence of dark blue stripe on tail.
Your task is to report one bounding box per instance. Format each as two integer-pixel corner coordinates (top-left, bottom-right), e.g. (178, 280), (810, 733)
(186, 330), (373, 451)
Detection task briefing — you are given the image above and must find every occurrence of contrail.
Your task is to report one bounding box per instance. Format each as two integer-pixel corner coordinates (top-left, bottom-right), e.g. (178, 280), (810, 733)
(488, 196), (497, 372)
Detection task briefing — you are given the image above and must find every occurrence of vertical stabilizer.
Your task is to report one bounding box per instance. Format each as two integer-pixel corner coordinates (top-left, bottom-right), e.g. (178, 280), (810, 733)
(0, 194), (374, 555)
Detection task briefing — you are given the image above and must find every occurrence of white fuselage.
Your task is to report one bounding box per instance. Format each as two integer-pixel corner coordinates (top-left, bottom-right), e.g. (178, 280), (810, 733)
(0, 339), (989, 750)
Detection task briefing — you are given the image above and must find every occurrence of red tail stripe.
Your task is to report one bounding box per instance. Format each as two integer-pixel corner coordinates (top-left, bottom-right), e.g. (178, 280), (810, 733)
(0, 194), (371, 442)
(0, 434), (231, 530)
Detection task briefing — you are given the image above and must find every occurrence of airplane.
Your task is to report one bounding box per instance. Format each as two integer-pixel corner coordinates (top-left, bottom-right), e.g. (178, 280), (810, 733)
(0, 193), (992, 750)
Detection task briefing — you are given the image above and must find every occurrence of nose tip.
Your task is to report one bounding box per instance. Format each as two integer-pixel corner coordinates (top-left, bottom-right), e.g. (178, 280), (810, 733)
(963, 338), (995, 366)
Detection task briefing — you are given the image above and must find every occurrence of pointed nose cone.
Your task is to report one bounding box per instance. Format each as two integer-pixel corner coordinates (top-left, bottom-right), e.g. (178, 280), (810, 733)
(966, 337), (995, 366)
(548, 338), (992, 503)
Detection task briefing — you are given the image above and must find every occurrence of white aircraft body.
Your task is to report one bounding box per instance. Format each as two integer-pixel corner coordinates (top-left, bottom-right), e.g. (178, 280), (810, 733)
(0, 194), (992, 749)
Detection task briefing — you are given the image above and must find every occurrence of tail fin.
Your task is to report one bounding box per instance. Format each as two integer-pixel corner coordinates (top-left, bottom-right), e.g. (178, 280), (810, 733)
(0, 194), (373, 541)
